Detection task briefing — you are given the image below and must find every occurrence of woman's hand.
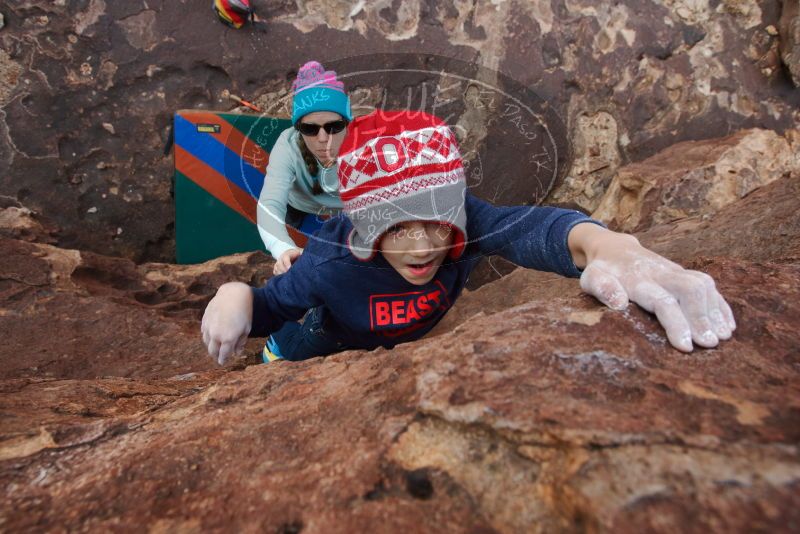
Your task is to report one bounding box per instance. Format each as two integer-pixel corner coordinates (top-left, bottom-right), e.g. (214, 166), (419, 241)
(273, 248), (303, 276)
(201, 282), (253, 365)
(569, 223), (736, 352)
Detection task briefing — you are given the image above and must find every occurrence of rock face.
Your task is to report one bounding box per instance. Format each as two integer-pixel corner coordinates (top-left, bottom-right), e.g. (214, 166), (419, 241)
(592, 128), (798, 233)
(0, 236), (271, 381)
(1, 130), (800, 531)
(636, 173), (800, 264)
(547, 111), (622, 213)
(779, 0), (800, 86)
(0, 1), (798, 262)
(1, 256), (798, 532)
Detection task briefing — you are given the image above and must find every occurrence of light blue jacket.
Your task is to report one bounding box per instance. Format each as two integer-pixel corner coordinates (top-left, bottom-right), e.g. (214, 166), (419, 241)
(256, 127), (342, 258)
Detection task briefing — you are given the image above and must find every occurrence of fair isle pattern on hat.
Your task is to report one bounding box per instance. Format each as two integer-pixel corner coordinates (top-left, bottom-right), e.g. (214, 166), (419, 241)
(337, 110), (468, 261)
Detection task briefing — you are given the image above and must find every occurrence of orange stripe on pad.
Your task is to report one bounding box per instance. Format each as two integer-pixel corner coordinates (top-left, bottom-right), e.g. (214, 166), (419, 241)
(178, 110), (270, 174)
(175, 145), (257, 223)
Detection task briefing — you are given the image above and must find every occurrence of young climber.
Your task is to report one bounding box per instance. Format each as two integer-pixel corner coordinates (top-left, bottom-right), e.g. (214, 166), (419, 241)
(202, 110), (735, 364)
(257, 60), (351, 275)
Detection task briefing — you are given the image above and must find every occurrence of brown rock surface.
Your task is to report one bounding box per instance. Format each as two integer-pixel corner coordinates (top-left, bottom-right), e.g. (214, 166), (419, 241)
(1, 130), (800, 531)
(0, 238), (271, 380)
(1, 1), (798, 263)
(548, 110), (622, 213)
(636, 173), (800, 264)
(779, 0), (800, 86)
(1, 256), (798, 532)
(592, 128), (797, 233)
(0, 200), (58, 244)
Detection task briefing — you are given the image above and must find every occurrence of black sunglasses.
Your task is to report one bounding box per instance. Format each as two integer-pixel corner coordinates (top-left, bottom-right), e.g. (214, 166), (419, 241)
(296, 119), (348, 136)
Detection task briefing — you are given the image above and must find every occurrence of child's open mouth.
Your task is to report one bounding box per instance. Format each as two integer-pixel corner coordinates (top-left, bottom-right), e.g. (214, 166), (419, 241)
(407, 260), (435, 277)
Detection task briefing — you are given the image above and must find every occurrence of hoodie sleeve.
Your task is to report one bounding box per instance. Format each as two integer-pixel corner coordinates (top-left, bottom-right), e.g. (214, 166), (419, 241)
(257, 130), (301, 259)
(464, 193), (604, 278)
(249, 250), (324, 337)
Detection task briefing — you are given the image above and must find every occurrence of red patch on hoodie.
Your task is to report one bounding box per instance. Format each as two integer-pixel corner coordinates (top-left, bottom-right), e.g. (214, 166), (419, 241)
(369, 281), (451, 337)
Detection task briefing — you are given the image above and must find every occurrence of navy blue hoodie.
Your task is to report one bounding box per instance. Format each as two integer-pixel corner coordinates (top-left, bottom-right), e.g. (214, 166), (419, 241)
(251, 194), (599, 349)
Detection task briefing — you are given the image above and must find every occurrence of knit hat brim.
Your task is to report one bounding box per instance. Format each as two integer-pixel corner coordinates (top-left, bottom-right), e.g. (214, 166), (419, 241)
(345, 179), (468, 262)
(347, 223), (466, 262)
(292, 87), (353, 125)
(347, 226), (377, 261)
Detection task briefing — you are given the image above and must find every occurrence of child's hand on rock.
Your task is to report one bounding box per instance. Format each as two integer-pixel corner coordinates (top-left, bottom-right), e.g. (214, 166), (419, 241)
(570, 223), (736, 352)
(201, 282), (253, 365)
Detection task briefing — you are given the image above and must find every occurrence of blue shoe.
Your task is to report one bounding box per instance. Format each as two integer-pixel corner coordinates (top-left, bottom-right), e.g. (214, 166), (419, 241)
(261, 336), (284, 363)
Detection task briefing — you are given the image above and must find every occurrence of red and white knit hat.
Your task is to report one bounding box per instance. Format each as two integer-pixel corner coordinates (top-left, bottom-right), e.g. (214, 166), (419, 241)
(337, 110), (467, 261)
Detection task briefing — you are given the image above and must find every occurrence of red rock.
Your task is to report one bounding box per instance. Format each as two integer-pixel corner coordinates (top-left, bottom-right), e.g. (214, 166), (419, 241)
(0, 257), (798, 532)
(779, 0), (800, 86)
(636, 174), (800, 264)
(593, 129), (797, 233)
(0, 237), (271, 380)
(1, 130), (799, 531)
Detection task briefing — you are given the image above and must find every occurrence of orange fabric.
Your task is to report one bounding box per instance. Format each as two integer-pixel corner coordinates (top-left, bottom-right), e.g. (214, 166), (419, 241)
(286, 226), (309, 248)
(175, 145), (257, 223)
